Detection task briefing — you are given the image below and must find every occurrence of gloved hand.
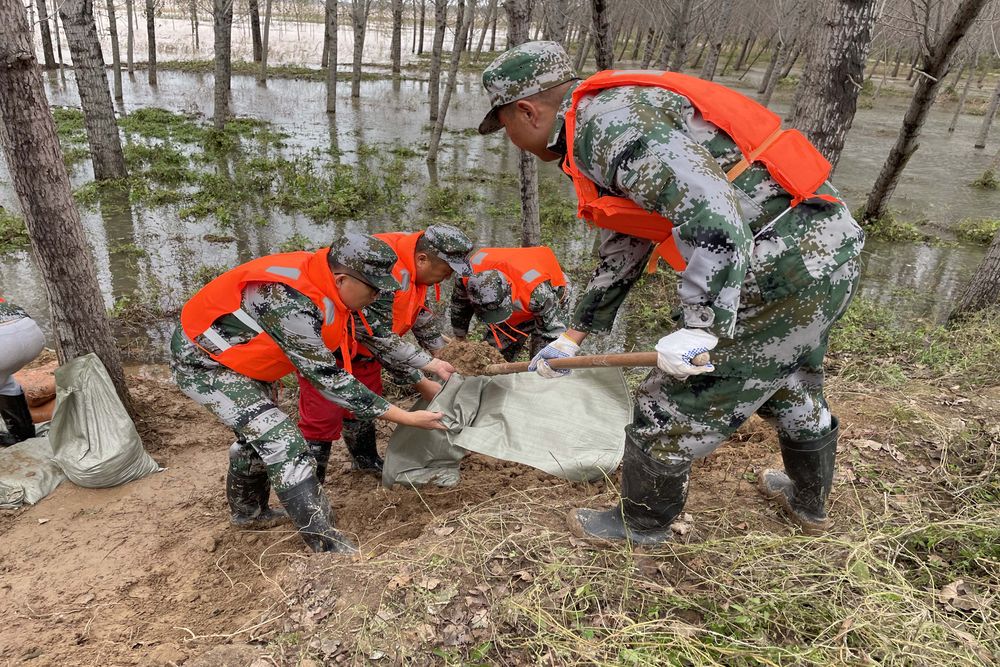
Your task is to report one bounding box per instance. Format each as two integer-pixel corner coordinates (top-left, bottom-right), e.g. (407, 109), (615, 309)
(528, 333), (580, 379)
(655, 328), (718, 379)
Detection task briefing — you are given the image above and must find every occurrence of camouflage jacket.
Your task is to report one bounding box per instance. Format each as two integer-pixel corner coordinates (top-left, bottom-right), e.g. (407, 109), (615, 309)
(0, 299), (28, 324)
(549, 81), (864, 338)
(450, 279), (568, 340)
(356, 290), (438, 384)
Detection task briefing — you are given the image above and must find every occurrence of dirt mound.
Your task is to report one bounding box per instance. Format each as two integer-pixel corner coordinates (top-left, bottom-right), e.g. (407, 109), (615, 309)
(435, 340), (505, 375)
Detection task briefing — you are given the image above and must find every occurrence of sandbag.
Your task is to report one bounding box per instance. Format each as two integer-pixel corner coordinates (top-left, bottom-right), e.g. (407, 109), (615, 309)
(30, 397), (55, 424)
(384, 368), (630, 488)
(48, 353), (161, 488)
(0, 435), (66, 508)
(14, 363), (58, 407)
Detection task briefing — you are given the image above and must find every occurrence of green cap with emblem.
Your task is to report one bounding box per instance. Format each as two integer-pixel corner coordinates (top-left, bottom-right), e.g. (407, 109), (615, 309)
(328, 231), (401, 292)
(478, 40), (578, 135)
(466, 269), (513, 324)
(422, 224), (474, 277)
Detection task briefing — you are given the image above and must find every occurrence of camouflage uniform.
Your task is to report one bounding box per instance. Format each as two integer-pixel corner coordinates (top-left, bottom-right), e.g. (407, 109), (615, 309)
(479, 42), (864, 540)
(0, 300), (29, 324)
(0, 299), (44, 444)
(450, 272), (570, 361)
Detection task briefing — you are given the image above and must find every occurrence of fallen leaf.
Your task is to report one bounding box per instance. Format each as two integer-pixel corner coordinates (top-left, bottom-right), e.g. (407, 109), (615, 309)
(433, 525), (455, 537)
(470, 609), (489, 629)
(938, 580), (983, 611)
(369, 650), (387, 660)
(734, 522), (748, 531)
(387, 573), (412, 590)
(852, 439), (884, 452)
(417, 577), (441, 591)
(512, 570), (534, 582)
(37, 518), (49, 525)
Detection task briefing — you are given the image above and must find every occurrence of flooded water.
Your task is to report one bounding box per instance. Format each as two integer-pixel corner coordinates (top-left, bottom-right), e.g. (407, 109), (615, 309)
(0, 64), (991, 359)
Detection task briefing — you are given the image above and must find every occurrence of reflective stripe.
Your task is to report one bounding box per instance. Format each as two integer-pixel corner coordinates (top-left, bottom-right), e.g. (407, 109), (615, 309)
(470, 251), (488, 265)
(322, 297), (337, 325)
(201, 327), (231, 352)
(399, 269), (411, 291)
(521, 269), (541, 283)
(753, 206), (793, 241)
(266, 266), (301, 280)
(231, 308), (264, 333)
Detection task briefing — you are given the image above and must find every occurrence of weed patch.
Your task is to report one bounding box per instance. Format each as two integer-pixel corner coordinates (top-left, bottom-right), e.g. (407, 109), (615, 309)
(954, 217), (1000, 245)
(969, 168), (999, 190)
(861, 211), (929, 242)
(0, 208), (30, 255)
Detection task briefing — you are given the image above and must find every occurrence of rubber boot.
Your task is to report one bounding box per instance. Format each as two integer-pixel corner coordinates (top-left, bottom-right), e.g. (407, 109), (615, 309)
(306, 439), (333, 483)
(0, 392), (34, 447)
(567, 437), (690, 546)
(758, 416), (839, 534)
(227, 468), (289, 529)
(343, 419), (383, 473)
(276, 477), (359, 554)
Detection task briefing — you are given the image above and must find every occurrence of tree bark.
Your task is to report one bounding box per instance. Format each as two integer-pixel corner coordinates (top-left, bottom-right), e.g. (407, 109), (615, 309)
(701, 1), (734, 81)
(418, 0), (426, 54)
(668, 0), (694, 72)
(106, 0), (123, 101)
(862, 0), (990, 223)
(575, 29), (592, 71)
(490, 4), (497, 50)
(543, 0), (567, 44)
(249, 0), (263, 62)
(213, 0), (233, 130)
(477, 0), (497, 55)
(974, 75), (1000, 148)
(257, 0), (272, 84)
(949, 59), (975, 132)
(0, 0), (132, 409)
(428, 0), (447, 121)
(326, 0), (338, 113)
(505, 0), (540, 247)
(391, 0), (404, 74)
(891, 47), (902, 77)
(59, 0), (127, 180)
(350, 0), (371, 99)
(788, 0), (878, 171)
(427, 0), (473, 162)
(125, 0), (134, 73)
(734, 34), (754, 71)
(590, 0), (613, 70)
(144, 0), (156, 86)
(189, 0), (199, 50)
(53, 5), (64, 67)
(640, 27), (656, 68)
(36, 0), (57, 69)
(951, 228), (1000, 317)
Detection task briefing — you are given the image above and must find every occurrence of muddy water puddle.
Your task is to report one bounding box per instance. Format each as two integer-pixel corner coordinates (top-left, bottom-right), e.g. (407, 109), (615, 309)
(0, 69), (992, 358)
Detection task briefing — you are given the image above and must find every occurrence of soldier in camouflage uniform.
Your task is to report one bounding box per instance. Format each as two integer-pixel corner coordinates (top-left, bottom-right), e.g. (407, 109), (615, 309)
(170, 232), (447, 553)
(478, 42), (864, 543)
(0, 298), (45, 445)
(450, 267), (571, 362)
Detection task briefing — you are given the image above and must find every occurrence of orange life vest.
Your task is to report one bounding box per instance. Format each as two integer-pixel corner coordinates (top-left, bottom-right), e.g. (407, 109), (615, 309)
(465, 247), (567, 328)
(180, 248), (358, 381)
(373, 231), (441, 337)
(562, 70), (841, 273)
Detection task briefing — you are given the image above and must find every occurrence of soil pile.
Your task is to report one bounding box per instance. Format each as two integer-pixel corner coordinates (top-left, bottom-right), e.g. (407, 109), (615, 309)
(434, 340), (505, 375)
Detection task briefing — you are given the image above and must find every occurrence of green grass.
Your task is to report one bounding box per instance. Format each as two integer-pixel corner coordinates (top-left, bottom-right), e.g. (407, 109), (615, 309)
(861, 210), (928, 242)
(954, 217), (1000, 245)
(0, 208), (29, 255)
(969, 168), (999, 190)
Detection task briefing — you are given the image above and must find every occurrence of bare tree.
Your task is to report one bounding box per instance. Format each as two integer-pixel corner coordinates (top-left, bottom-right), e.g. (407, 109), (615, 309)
(188, 0), (199, 50)
(951, 227), (1000, 317)
(701, 0), (735, 80)
(106, 0), (123, 101)
(391, 0), (404, 74)
(861, 0), (990, 223)
(787, 0), (878, 171)
(974, 75), (1000, 148)
(125, 0), (134, 73)
(59, 0), (127, 180)
(477, 0), (498, 54)
(669, 0), (695, 71)
(258, 0), (273, 84)
(428, 0), (474, 162)
(145, 0), (157, 86)
(250, 0), (263, 62)
(213, 0), (233, 130)
(418, 0), (427, 54)
(326, 0), (338, 113)
(591, 0), (613, 69)
(505, 0), (541, 247)
(36, 0), (57, 69)
(544, 0), (568, 43)
(428, 0), (447, 121)
(350, 0), (374, 98)
(950, 56), (976, 131)
(0, 0), (132, 409)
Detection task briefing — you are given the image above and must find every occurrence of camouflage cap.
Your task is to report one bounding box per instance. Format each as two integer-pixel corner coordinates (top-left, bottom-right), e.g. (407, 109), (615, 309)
(478, 41), (578, 135)
(466, 269), (513, 324)
(423, 224), (474, 277)
(328, 231), (401, 293)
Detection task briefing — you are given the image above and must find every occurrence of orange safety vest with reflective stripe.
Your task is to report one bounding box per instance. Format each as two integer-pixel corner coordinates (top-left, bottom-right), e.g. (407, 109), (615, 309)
(373, 231), (441, 337)
(562, 70), (841, 273)
(465, 247), (567, 328)
(180, 248), (358, 381)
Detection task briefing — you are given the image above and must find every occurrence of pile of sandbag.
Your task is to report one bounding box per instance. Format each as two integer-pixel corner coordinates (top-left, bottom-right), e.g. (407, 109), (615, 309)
(14, 361), (57, 423)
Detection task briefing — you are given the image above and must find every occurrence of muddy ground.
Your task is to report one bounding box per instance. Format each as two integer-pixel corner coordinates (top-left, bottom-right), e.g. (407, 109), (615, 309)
(0, 349), (996, 665)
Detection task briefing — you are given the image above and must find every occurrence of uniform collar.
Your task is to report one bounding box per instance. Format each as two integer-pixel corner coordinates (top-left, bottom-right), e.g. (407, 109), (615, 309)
(546, 80), (581, 157)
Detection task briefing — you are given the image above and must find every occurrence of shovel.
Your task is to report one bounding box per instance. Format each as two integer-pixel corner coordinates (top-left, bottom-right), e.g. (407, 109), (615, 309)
(484, 351), (711, 376)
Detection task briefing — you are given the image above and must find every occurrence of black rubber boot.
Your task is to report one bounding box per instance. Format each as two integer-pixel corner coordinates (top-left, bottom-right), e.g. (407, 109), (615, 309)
(343, 419), (383, 474)
(0, 392), (34, 447)
(567, 437), (690, 546)
(306, 439), (333, 483)
(758, 416), (839, 534)
(227, 468), (289, 529)
(276, 477), (359, 554)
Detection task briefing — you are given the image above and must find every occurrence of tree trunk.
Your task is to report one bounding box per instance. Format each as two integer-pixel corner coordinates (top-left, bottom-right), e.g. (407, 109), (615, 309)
(758, 41), (791, 107)
(490, 4), (497, 50)
(906, 50), (919, 82)
(757, 40), (783, 94)
(213, 0), (233, 130)
(974, 75), (1000, 148)
(125, 0), (134, 73)
(427, 0), (473, 162)
(36, 0), (57, 69)
(590, 0), (612, 70)
(350, 0), (371, 99)
(630, 18), (646, 60)
(249, 0), (262, 62)
(326, 0), (338, 113)
(477, 0), (497, 54)
(780, 44), (802, 78)
(189, 0), (199, 50)
(428, 0), (447, 121)
(891, 47), (902, 77)
(689, 33), (708, 69)
(144, 0), (156, 85)
(862, 0), (990, 223)
(543, 0), (567, 44)
(951, 228), (1000, 317)
(503, 0), (540, 247)
(106, 0), (123, 101)
(734, 34), (754, 71)
(59, 0), (127, 180)
(949, 60), (975, 132)
(257, 0), (272, 84)
(787, 0), (877, 171)
(669, 0), (694, 72)
(640, 27), (656, 68)
(53, 6), (64, 68)
(701, 2), (734, 81)
(575, 30), (591, 71)
(0, 0), (132, 410)
(418, 0), (427, 54)
(391, 0), (403, 74)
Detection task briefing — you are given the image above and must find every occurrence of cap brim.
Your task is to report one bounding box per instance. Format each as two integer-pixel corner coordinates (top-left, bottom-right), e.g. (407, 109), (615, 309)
(446, 258), (473, 277)
(480, 305), (513, 325)
(370, 274), (402, 292)
(478, 108), (503, 135)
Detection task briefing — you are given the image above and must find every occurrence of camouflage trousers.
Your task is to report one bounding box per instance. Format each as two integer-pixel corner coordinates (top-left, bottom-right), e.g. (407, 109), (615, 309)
(169, 325), (315, 492)
(630, 259), (859, 464)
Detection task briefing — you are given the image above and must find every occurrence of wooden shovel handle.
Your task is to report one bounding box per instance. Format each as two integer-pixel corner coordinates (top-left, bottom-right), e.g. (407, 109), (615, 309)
(483, 351), (711, 376)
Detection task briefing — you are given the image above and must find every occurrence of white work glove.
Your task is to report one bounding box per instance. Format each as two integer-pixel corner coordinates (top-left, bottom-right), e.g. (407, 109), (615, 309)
(528, 333), (580, 379)
(655, 328), (718, 379)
